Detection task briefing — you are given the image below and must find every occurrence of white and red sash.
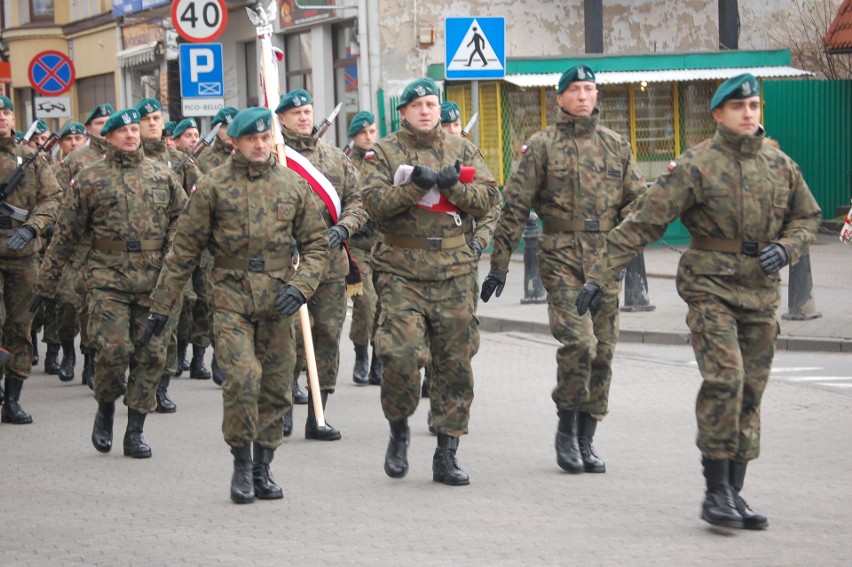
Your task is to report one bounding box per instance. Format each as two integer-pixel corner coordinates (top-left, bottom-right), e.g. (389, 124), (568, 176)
(284, 145), (341, 223)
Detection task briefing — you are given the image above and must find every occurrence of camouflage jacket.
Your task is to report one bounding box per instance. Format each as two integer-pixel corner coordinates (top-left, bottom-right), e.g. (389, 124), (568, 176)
(196, 136), (233, 174)
(281, 127), (366, 281)
(346, 145), (382, 252)
(35, 144), (187, 297)
(588, 125), (822, 311)
(141, 139), (201, 195)
(490, 109), (644, 291)
(54, 136), (110, 192)
(149, 151), (329, 317)
(361, 121), (499, 282)
(0, 135), (62, 259)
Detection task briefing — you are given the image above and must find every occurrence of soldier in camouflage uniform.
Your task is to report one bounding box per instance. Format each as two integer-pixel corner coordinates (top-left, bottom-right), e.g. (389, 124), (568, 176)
(54, 103), (116, 390)
(32, 108), (187, 458)
(163, 121), (177, 151)
(275, 89), (367, 441)
(361, 78), (499, 485)
(483, 65), (645, 475)
(345, 110), (383, 386)
(141, 107), (329, 504)
(576, 74), (821, 529)
(0, 95), (62, 424)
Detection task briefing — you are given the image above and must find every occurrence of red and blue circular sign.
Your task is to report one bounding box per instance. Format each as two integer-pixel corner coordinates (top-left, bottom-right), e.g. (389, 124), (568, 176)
(28, 51), (76, 96)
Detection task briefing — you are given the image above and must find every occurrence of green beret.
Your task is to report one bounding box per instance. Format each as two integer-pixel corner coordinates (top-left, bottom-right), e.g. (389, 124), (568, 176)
(396, 78), (440, 110)
(212, 106), (239, 127)
(710, 73), (760, 110)
(440, 101), (460, 124)
(162, 121), (177, 137)
(0, 95), (13, 111)
(557, 64), (596, 93)
(347, 111), (375, 138)
(33, 119), (49, 135)
(59, 122), (86, 138)
(172, 117), (199, 139)
(226, 107), (273, 138)
(275, 89), (312, 113)
(135, 98), (162, 118)
(100, 108), (140, 136)
(85, 103), (115, 125)
(15, 130), (23, 140)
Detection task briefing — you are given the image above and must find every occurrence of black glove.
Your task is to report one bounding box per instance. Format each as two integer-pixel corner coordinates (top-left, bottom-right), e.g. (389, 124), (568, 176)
(45, 223), (55, 240)
(327, 225), (349, 249)
(758, 243), (788, 275)
(437, 160), (461, 189)
(276, 285), (306, 316)
(469, 239), (483, 259)
(29, 294), (51, 313)
(480, 273), (506, 303)
(139, 312), (169, 346)
(411, 165), (438, 190)
(576, 283), (604, 316)
(353, 224), (375, 239)
(7, 225), (36, 251)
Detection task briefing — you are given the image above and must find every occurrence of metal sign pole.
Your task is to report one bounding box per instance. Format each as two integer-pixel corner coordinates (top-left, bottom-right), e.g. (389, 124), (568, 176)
(471, 80), (479, 147)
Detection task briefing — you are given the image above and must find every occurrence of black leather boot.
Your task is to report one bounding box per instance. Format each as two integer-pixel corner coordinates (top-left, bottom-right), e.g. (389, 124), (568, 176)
(230, 445), (255, 504)
(292, 374), (308, 405)
(91, 401), (115, 453)
(421, 376), (430, 398)
(83, 348), (95, 389)
(305, 390), (341, 441)
(252, 443), (284, 500)
(577, 412), (606, 473)
(0, 362), (5, 405)
(123, 409), (152, 458)
(352, 343), (369, 385)
(31, 329), (39, 366)
(555, 410), (583, 473)
(211, 354), (225, 386)
(58, 339), (76, 382)
(432, 434), (469, 486)
(368, 349), (382, 385)
(701, 458), (744, 528)
(44, 343), (61, 375)
(729, 460), (768, 529)
(189, 344), (211, 379)
(175, 340), (189, 377)
(282, 407), (293, 437)
(156, 373), (177, 413)
(1, 376), (32, 424)
(384, 419), (410, 478)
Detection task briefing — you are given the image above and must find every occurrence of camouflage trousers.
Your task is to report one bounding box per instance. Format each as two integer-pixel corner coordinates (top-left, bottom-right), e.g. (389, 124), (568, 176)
(216, 308), (295, 448)
(87, 288), (174, 412)
(294, 277), (347, 392)
(374, 272), (479, 438)
(176, 265), (211, 347)
(348, 246), (377, 346)
(686, 298), (777, 461)
(42, 264), (81, 343)
(547, 286), (619, 417)
(0, 255), (38, 379)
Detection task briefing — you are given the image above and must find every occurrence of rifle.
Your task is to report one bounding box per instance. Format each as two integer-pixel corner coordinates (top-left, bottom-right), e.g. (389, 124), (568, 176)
(17, 121), (41, 145)
(342, 139), (354, 157)
(172, 123), (220, 172)
(315, 103), (342, 139)
(461, 112), (479, 139)
(0, 132), (59, 222)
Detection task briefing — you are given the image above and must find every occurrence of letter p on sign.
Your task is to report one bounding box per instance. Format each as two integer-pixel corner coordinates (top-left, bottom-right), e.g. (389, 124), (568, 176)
(190, 48), (215, 82)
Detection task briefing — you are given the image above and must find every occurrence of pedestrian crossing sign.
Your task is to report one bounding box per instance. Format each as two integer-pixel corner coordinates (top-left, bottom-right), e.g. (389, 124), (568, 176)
(445, 17), (505, 80)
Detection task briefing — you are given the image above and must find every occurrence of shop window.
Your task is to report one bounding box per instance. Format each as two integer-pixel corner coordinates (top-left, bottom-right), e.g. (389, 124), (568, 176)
(30, 0), (54, 22)
(285, 32), (312, 93)
(76, 74), (116, 119)
(598, 84), (631, 141)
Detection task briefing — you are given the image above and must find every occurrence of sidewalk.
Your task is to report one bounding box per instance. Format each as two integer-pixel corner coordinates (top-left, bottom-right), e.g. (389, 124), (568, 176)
(477, 232), (852, 352)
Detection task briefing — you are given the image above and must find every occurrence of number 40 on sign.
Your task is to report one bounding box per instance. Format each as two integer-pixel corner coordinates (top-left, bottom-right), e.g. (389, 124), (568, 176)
(171, 0), (229, 43)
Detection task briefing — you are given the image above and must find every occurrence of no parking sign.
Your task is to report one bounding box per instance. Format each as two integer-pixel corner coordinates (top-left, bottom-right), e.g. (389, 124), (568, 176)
(28, 51), (76, 96)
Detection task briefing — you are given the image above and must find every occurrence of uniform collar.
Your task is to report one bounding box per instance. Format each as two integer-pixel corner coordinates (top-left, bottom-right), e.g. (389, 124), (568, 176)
(106, 144), (145, 167)
(715, 124), (765, 158)
(281, 126), (318, 152)
(556, 108), (599, 137)
(0, 135), (17, 154)
(232, 150), (276, 179)
(141, 137), (167, 159)
(213, 135), (234, 154)
(398, 120), (443, 148)
(89, 136), (110, 155)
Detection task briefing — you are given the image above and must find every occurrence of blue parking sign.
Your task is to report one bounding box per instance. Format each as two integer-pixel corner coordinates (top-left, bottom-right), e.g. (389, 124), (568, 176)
(180, 43), (224, 98)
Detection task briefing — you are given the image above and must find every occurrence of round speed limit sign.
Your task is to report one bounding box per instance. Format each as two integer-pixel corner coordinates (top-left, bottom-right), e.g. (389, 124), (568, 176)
(171, 0), (229, 43)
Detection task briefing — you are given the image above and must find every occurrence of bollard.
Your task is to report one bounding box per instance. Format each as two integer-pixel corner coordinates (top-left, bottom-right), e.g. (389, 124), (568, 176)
(521, 212), (546, 304)
(620, 252), (656, 312)
(782, 248), (822, 320)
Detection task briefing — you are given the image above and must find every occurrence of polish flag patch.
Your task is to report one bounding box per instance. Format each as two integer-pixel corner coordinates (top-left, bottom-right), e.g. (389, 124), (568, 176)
(364, 150), (376, 159)
(667, 160), (678, 170)
(520, 144), (528, 154)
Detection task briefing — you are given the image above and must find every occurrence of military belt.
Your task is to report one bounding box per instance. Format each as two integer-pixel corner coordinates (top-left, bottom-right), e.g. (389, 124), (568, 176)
(541, 218), (615, 233)
(91, 239), (165, 252)
(690, 236), (766, 257)
(382, 234), (466, 251)
(214, 257), (290, 272)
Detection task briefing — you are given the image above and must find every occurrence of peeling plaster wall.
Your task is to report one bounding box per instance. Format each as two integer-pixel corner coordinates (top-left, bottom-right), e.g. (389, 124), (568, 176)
(604, 1), (716, 53)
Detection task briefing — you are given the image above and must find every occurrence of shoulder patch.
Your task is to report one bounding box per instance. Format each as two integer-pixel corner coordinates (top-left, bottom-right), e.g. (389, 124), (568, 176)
(521, 144), (528, 154)
(69, 179), (75, 188)
(364, 150), (376, 159)
(190, 185), (197, 195)
(667, 160), (678, 171)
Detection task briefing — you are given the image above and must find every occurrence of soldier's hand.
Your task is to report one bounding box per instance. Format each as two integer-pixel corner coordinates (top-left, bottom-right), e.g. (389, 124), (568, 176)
(480, 273), (506, 302)
(437, 160), (461, 189)
(7, 225), (36, 251)
(276, 285), (306, 316)
(353, 224), (374, 239)
(841, 219), (852, 244)
(327, 225), (349, 249)
(576, 283), (604, 316)
(758, 243), (788, 275)
(139, 312), (169, 346)
(411, 165), (438, 190)
(29, 294), (51, 313)
(469, 239), (483, 259)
